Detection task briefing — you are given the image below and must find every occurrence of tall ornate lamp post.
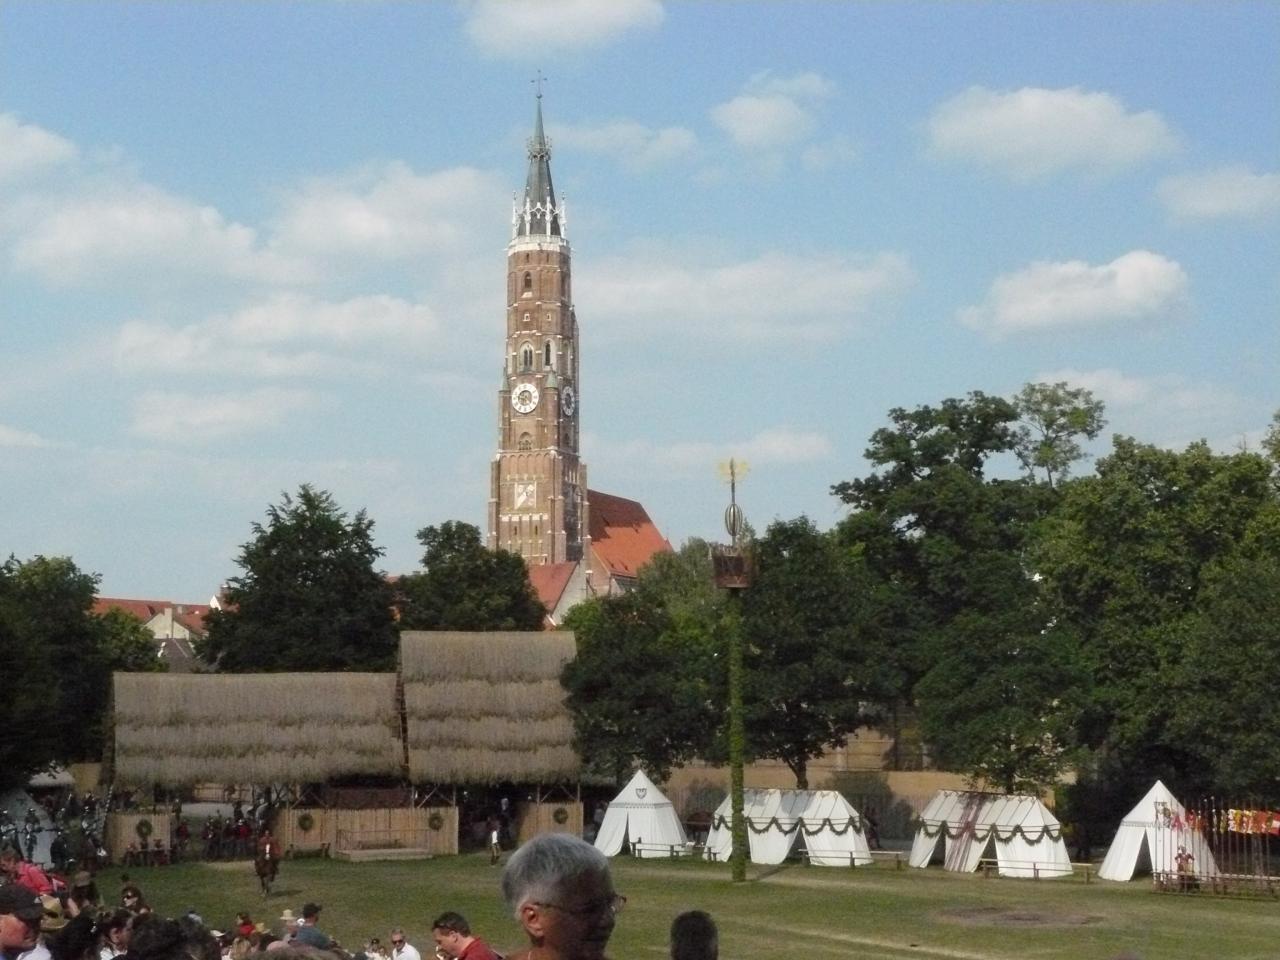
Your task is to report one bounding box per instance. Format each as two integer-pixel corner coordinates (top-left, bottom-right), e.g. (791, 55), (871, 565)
(714, 459), (750, 882)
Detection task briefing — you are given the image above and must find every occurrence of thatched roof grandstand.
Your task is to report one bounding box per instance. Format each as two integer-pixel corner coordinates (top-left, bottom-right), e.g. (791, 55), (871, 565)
(401, 631), (580, 785)
(112, 672), (403, 786)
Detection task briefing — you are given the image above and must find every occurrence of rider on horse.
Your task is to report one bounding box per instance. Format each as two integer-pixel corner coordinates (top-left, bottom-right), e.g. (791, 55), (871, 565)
(255, 826), (280, 895)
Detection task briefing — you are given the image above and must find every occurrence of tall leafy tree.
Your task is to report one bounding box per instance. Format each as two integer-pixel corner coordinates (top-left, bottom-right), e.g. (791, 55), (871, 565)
(833, 392), (1080, 791)
(1034, 438), (1278, 789)
(0, 555), (161, 788)
(561, 540), (723, 782)
(201, 485), (397, 671)
(1013, 381), (1106, 488)
(1263, 408), (1280, 467)
(738, 517), (897, 788)
(397, 521), (544, 631)
(1170, 553), (1280, 797)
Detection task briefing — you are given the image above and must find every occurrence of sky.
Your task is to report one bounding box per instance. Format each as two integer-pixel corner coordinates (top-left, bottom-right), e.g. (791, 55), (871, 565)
(2, 1), (1278, 602)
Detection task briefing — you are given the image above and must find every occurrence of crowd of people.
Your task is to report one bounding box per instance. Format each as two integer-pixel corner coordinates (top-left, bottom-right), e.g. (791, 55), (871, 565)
(0, 834), (719, 960)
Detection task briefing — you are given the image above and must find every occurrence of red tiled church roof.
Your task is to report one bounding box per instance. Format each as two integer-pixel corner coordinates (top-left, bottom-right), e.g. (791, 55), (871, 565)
(93, 597), (211, 630)
(527, 561), (578, 615)
(587, 489), (672, 579)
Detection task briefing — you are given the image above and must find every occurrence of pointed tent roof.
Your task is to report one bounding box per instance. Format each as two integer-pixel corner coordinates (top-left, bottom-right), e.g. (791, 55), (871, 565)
(518, 96), (560, 238)
(1098, 780), (1220, 881)
(608, 769), (672, 808)
(594, 769), (687, 857)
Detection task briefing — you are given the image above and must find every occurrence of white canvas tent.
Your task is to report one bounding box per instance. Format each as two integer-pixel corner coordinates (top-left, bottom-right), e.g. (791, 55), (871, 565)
(908, 790), (1072, 878)
(705, 788), (873, 867)
(1098, 780), (1219, 881)
(593, 769), (688, 858)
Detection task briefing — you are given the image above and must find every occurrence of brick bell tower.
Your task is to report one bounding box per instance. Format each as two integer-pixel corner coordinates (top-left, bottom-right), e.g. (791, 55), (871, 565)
(487, 94), (587, 564)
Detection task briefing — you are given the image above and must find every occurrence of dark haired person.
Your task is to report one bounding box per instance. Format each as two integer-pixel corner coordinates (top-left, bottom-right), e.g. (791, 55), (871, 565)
(429, 914), (498, 960)
(0, 884), (47, 960)
(292, 905), (332, 950)
(670, 912), (717, 960)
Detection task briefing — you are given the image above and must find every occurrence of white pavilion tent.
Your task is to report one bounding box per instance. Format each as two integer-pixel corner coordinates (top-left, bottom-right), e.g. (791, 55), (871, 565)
(593, 769), (688, 858)
(908, 790), (1072, 878)
(1098, 780), (1219, 881)
(705, 788), (873, 867)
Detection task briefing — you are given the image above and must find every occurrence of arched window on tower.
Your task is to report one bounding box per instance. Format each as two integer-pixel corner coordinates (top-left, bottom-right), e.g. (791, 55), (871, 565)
(518, 432), (533, 451)
(520, 343), (534, 371)
(523, 272), (533, 295)
(561, 273), (568, 299)
(544, 341), (553, 368)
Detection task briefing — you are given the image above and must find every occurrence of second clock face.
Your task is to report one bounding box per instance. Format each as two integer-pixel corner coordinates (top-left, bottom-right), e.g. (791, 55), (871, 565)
(562, 385), (576, 416)
(512, 382), (540, 414)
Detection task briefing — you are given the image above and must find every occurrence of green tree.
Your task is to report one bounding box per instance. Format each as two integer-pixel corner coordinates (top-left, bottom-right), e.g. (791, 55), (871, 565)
(0, 555), (164, 787)
(1171, 553), (1280, 796)
(1263, 408), (1280, 466)
(201, 485), (397, 671)
(739, 517), (897, 788)
(1013, 381), (1106, 488)
(398, 521), (544, 631)
(1034, 438), (1278, 786)
(833, 392), (1079, 791)
(561, 540), (724, 782)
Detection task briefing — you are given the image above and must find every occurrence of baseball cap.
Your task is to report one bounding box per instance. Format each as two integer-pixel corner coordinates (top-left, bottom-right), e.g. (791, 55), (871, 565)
(0, 884), (44, 922)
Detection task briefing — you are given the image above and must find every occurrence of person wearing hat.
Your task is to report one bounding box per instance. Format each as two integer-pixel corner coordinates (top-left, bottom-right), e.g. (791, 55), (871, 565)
(66, 876), (97, 915)
(0, 883), (49, 960)
(276, 910), (298, 944)
(292, 905), (332, 950)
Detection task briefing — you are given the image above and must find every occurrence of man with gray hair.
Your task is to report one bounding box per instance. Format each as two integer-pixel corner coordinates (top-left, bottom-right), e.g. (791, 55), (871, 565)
(499, 834), (623, 960)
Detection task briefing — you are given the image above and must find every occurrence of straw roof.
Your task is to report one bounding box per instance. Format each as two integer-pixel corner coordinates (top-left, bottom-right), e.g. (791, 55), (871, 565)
(112, 672), (403, 786)
(401, 631), (580, 784)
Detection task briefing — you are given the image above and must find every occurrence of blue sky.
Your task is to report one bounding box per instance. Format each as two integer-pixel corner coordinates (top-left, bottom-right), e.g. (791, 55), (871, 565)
(2, 1), (1277, 601)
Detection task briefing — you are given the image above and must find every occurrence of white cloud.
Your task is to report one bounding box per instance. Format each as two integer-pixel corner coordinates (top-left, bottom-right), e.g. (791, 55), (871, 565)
(928, 86), (1178, 180)
(0, 114), (77, 182)
(464, 0), (663, 57)
(580, 249), (914, 341)
(552, 121), (696, 170)
(711, 71), (836, 154)
(801, 137), (858, 171)
(745, 71), (835, 100)
(10, 182), (304, 286)
(959, 250), (1188, 338)
(269, 162), (501, 262)
(713, 94), (814, 150)
(130, 387), (319, 442)
(1037, 367), (1261, 453)
(0, 423), (51, 448)
(591, 426), (833, 473)
(114, 293), (440, 379)
(1157, 165), (1280, 220)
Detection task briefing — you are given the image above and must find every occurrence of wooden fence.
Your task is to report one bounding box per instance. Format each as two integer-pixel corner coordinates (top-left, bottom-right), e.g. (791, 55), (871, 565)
(276, 807), (458, 856)
(105, 812), (172, 863)
(515, 801), (583, 844)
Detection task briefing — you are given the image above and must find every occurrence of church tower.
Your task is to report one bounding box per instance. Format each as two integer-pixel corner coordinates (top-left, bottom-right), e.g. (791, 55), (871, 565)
(487, 95), (587, 564)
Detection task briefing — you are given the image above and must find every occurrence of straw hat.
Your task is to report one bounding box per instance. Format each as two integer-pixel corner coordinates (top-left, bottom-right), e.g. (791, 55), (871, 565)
(279, 909), (297, 923)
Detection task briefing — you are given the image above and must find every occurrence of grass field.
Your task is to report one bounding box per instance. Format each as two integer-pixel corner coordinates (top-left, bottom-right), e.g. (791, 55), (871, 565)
(99, 853), (1280, 960)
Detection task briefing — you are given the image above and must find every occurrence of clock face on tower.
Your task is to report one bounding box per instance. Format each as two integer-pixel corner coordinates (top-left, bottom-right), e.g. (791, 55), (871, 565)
(511, 381), (540, 414)
(562, 384), (576, 416)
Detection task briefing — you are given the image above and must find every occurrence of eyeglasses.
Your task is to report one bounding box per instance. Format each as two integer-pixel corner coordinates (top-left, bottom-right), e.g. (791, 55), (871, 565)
(534, 894), (626, 919)
(390, 941), (404, 947)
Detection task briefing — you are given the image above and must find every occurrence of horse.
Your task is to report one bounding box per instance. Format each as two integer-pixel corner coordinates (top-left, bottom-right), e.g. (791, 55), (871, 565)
(254, 836), (279, 897)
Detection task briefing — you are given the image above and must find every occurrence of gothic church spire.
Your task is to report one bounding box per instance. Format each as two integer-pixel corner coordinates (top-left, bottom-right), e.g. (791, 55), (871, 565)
(516, 94), (562, 238)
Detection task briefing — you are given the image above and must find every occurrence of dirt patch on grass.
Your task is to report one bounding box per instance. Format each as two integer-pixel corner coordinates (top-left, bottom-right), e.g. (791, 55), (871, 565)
(937, 905), (1105, 927)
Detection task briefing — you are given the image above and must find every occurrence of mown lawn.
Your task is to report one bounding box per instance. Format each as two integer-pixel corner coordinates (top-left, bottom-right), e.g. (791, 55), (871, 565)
(99, 853), (1280, 960)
